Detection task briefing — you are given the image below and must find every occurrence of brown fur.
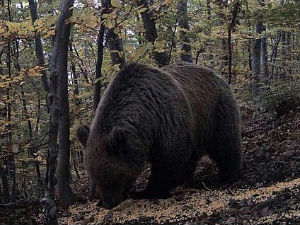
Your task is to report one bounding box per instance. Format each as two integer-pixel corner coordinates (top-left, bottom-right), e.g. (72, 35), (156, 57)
(77, 61), (242, 209)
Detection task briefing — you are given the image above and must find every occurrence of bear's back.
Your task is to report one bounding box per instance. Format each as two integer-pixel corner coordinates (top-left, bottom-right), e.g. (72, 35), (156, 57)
(162, 61), (228, 119)
(92, 62), (191, 135)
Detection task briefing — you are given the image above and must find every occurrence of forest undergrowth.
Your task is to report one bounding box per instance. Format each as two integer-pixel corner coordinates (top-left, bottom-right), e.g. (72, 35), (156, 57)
(1, 96), (300, 225)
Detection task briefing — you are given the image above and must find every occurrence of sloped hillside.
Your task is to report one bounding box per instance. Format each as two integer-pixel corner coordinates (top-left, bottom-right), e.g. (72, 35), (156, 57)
(58, 106), (300, 225)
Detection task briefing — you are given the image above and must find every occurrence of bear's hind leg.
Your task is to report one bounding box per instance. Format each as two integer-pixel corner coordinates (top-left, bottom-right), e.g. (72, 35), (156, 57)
(208, 97), (242, 183)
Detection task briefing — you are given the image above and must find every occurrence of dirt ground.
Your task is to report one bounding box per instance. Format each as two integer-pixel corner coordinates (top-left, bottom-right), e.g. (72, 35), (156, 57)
(1, 103), (299, 225)
(57, 105), (300, 225)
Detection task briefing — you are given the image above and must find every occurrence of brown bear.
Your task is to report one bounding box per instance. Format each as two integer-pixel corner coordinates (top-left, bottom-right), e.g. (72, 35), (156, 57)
(77, 61), (242, 209)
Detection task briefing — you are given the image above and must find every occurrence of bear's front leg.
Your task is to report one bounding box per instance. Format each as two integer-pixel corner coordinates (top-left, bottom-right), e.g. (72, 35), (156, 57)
(132, 162), (189, 199)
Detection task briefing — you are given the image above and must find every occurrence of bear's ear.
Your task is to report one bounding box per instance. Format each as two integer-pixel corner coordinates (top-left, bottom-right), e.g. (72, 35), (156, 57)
(107, 127), (127, 158)
(77, 125), (90, 147)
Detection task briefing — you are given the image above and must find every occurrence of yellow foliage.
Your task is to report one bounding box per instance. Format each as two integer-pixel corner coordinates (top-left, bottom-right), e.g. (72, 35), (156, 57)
(125, 45), (134, 52)
(154, 40), (166, 53)
(104, 18), (115, 29)
(111, 0), (122, 8)
(164, 0), (174, 4)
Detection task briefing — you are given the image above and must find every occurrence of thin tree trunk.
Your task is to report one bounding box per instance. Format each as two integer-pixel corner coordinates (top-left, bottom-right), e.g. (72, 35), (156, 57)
(215, 0), (228, 75)
(298, 1), (300, 95)
(252, 22), (264, 98)
(286, 32), (292, 79)
(6, 47), (16, 203)
(168, 18), (178, 62)
(245, 0), (252, 73)
(177, 0), (193, 62)
(248, 39), (252, 72)
(207, 0), (211, 20)
(69, 42), (80, 106)
(0, 47), (8, 204)
(280, 31), (287, 79)
(137, 0), (169, 67)
(28, 0), (49, 92)
(270, 32), (280, 81)
(73, 45), (90, 83)
(55, 0), (74, 207)
(102, 0), (125, 68)
(136, 13), (143, 45)
(0, 48), (3, 75)
(107, 29), (125, 67)
(6, 0), (16, 203)
(261, 25), (269, 84)
(0, 167), (10, 203)
(228, 29), (233, 84)
(94, 11), (105, 110)
(227, 0), (240, 84)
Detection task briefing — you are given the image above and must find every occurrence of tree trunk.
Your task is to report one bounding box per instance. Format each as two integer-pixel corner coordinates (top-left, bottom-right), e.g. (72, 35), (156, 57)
(252, 22), (264, 98)
(280, 31), (287, 79)
(137, 0), (169, 67)
(227, 0), (240, 84)
(261, 25), (269, 84)
(55, 0), (74, 207)
(0, 47), (9, 204)
(297, 0), (300, 91)
(215, 0), (229, 75)
(228, 29), (233, 84)
(69, 42), (80, 106)
(0, 167), (10, 203)
(107, 29), (125, 67)
(207, 0), (211, 20)
(0, 48), (3, 75)
(102, 0), (125, 68)
(6, 0), (16, 202)
(6, 45), (16, 203)
(28, 0), (49, 92)
(94, 7), (106, 110)
(248, 39), (252, 72)
(177, 0), (193, 62)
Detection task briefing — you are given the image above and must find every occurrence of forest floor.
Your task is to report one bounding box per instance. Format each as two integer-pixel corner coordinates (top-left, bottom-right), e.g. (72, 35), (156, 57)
(1, 100), (300, 225)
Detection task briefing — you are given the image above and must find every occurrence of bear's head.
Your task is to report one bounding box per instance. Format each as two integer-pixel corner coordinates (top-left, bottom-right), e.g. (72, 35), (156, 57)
(77, 125), (140, 209)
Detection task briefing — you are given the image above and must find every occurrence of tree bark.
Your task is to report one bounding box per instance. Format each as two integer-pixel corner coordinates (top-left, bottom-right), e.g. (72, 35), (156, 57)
(252, 22), (264, 98)
(261, 25), (269, 84)
(6, 0), (16, 203)
(215, 0), (229, 75)
(227, 0), (240, 84)
(107, 29), (125, 67)
(0, 167), (10, 203)
(270, 33), (280, 80)
(207, 0), (211, 20)
(69, 42), (80, 106)
(102, 0), (125, 68)
(94, 19), (105, 111)
(54, 0), (74, 207)
(28, 0), (49, 92)
(297, 0), (300, 94)
(177, 0), (193, 62)
(137, 0), (169, 67)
